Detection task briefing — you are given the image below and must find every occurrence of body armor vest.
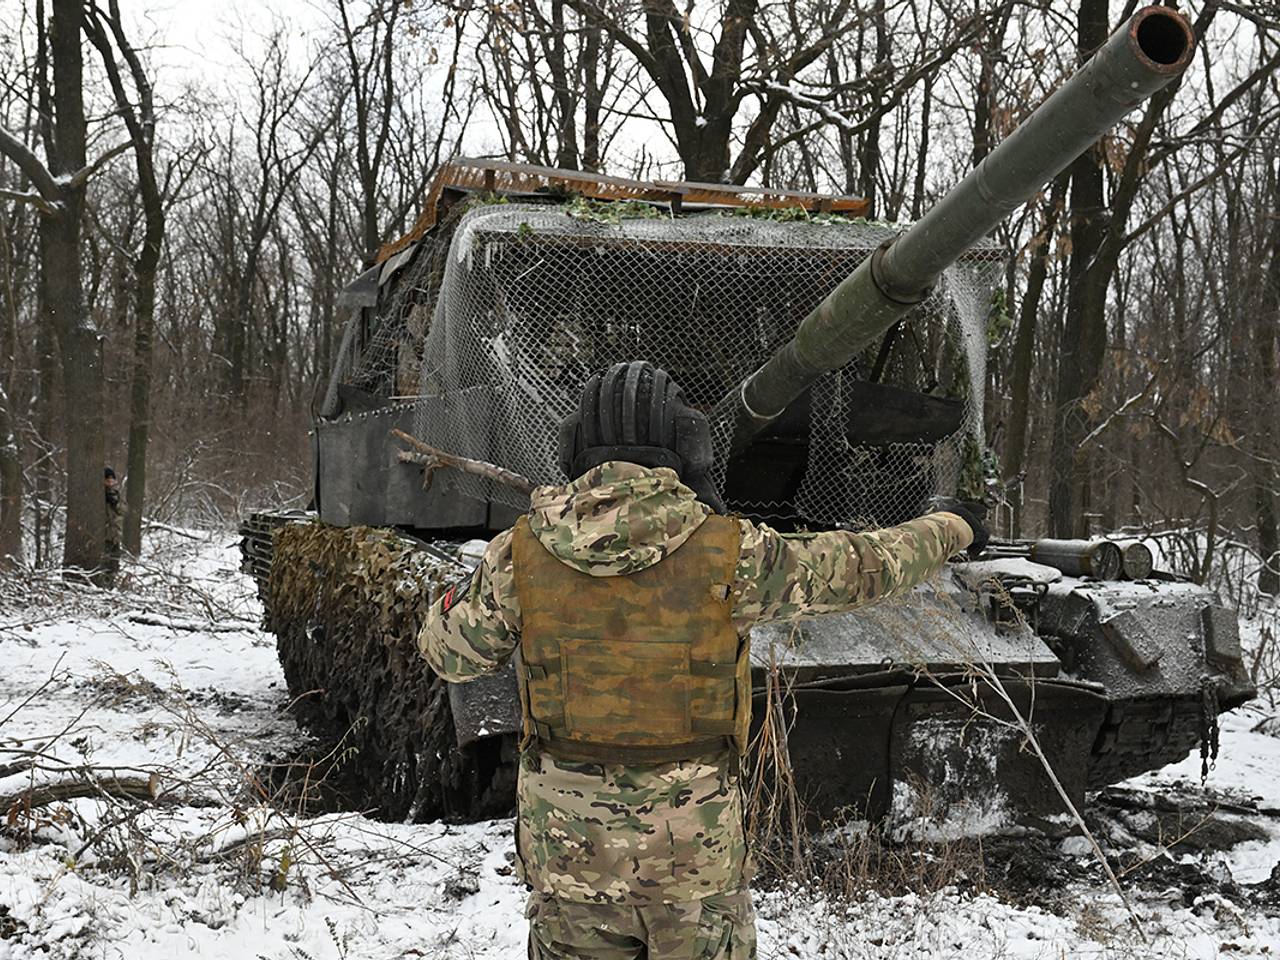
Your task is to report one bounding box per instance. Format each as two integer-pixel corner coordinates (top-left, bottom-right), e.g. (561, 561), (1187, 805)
(511, 515), (750, 764)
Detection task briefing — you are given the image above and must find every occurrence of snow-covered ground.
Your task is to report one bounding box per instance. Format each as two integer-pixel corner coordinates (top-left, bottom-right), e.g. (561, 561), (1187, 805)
(1, 532), (1278, 959)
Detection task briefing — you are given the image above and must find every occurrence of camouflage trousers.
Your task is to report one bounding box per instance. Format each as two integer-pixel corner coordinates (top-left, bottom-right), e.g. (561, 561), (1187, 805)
(101, 541), (122, 589)
(526, 889), (756, 960)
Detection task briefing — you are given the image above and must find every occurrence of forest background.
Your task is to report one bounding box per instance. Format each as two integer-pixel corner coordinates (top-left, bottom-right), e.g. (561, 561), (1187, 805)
(0, 0), (1277, 609)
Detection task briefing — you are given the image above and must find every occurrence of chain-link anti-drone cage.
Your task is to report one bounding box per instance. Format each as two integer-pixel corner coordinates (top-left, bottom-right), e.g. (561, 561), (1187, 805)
(342, 200), (1003, 530)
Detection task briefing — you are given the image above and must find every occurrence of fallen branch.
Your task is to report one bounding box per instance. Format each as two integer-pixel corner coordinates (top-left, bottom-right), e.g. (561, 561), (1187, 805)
(1100, 783), (1280, 821)
(2, 775), (159, 815)
(0, 758), (34, 778)
(142, 520), (207, 541)
(390, 428), (536, 496)
(197, 827), (294, 864)
(126, 614), (253, 634)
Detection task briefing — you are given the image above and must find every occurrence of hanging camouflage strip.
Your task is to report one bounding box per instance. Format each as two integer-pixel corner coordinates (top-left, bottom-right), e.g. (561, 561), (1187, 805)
(264, 520), (517, 821)
(267, 521), (455, 642)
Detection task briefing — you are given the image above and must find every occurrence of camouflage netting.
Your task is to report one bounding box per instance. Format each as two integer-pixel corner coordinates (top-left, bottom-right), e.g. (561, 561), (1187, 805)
(267, 521), (516, 821)
(338, 200), (1004, 529)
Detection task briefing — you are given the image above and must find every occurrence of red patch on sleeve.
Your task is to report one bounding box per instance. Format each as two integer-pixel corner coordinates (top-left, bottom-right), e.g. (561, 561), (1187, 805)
(441, 571), (474, 613)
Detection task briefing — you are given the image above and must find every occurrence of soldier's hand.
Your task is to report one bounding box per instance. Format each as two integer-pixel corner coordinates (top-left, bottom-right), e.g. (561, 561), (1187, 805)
(929, 497), (989, 557)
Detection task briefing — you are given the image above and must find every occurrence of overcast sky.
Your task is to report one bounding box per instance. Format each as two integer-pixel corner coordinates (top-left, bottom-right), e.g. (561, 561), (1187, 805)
(126, 0), (329, 87)
(121, 0), (526, 166)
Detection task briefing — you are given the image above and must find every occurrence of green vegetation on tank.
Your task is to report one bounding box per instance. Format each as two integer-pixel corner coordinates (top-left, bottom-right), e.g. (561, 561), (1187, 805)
(987, 287), (1012, 347)
(563, 196), (666, 223)
(725, 205), (887, 227)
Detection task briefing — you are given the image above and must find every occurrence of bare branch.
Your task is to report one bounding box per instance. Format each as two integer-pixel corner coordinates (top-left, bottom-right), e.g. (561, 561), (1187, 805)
(0, 125), (61, 200)
(0, 185), (56, 215)
(65, 138), (131, 190)
(1076, 368), (1161, 451)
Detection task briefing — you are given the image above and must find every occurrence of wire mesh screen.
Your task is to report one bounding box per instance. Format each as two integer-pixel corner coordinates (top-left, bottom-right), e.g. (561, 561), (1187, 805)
(351, 202), (1002, 530)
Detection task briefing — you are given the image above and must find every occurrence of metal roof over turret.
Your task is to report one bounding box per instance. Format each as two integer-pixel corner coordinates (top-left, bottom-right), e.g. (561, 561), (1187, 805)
(375, 157), (872, 265)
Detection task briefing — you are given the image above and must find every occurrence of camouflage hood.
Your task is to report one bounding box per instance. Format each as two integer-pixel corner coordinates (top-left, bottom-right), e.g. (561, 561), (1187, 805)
(527, 460), (710, 577)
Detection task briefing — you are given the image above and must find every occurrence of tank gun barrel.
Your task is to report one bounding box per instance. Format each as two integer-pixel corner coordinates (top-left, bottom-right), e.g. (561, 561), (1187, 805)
(729, 6), (1195, 448)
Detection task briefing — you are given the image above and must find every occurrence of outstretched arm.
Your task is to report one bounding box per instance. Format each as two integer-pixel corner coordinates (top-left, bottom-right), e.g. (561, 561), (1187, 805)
(732, 512), (973, 625)
(418, 528), (522, 681)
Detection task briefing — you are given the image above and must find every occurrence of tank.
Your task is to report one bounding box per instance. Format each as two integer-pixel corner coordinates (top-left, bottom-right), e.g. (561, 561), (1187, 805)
(242, 6), (1255, 829)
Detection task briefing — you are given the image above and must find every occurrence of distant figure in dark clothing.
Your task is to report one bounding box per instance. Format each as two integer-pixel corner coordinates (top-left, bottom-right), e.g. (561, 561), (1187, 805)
(103, 467), (123, 587)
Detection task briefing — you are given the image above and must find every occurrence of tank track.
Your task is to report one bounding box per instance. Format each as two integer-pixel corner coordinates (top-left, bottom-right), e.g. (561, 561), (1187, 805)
(1087, 696), (1206, 790)
(238, 510), (307, 603)
(238, 511), (517, 822)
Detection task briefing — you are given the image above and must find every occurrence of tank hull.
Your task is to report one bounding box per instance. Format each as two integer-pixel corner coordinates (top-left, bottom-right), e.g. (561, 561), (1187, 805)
(242, 513), (1253, 828)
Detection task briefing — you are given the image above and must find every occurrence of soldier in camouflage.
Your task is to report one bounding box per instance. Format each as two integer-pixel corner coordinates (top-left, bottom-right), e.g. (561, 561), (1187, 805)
(418, 361), (983, 959)
(103, 467), (124, 587)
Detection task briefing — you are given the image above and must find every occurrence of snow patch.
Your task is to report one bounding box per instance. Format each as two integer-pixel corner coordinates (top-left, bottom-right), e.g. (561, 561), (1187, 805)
(2, 532), (1279, 958)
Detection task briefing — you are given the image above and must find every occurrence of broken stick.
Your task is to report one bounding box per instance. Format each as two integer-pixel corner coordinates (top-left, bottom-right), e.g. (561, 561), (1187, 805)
(390, 429), (536, 496)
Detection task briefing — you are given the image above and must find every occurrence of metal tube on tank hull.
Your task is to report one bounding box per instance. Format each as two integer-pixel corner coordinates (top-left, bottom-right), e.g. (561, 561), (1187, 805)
(1030, 539), (1123, 580)
(731, 7), (1195, 444)
(1117, 540), (1154, 580)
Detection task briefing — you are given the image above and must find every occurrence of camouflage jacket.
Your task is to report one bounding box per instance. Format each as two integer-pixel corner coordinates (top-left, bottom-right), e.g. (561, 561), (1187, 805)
(418, 461), (972, 905)
(105, 489), (124, 548)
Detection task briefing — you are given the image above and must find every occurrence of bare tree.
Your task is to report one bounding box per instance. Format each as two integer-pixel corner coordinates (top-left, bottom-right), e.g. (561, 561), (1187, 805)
(332, 0), (402, 262)
(0, 0), (131, 575)
(1000, 177), (1066, 537)
(1047, 0), (1280, 537)
(539, 0), (983, 183)
(209, 28), (336, 401)
(82, 0), (166, 556)
(289, 126), (350, 394)
(470, 0), (624, 170)
(0, 10), (39, 567)
(1252, 161), (1279, 594)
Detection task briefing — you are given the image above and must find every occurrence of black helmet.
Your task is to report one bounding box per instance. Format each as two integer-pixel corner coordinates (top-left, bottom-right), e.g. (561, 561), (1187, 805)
(558, 361), (723, 511)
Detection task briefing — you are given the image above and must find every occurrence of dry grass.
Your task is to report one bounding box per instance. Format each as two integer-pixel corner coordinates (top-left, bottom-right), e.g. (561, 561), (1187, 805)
(743, 630), (989, 906)
(0, 537), (369, 901)
(742, 583), (1152, 942)
(0, 659), (395, 905)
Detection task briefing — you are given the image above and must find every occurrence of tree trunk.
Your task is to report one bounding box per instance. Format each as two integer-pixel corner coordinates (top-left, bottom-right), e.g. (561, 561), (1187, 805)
(683, 131), (733, 183)
(319, 162), (340, 382)
(1258, 484), (1279, 596)
(1003, 179), (1065, 538)
(0, 211), (22, 567)
(1254, 165), (1280, 595)
(123, 248), (157, 556)
(549, 0), (579, 169)
(41, 217), (104, 574)
(87, 6), (168, 558)
(0, 385), (19, 568)
(856, 0), (889, 212)
(43, 0), (104, 575)
(231, 269), (250, 401)
(828, 52), (856, 195)
(34, 307), (56, 567)
(582, 21), (602, 172)
(657, 0), (756, 183)
(1047, 0), (1109, 538)
(971, 4), (1012, 170)
(909, 76), (933, 220)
